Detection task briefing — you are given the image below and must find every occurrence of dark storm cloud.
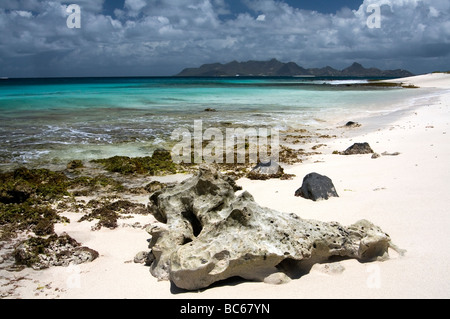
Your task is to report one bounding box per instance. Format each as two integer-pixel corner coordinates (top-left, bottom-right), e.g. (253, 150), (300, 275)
(0, 0), (449, 77)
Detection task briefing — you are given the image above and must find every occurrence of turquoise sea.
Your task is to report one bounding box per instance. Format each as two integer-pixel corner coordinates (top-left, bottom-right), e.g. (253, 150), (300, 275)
(0, 77), (427, 169)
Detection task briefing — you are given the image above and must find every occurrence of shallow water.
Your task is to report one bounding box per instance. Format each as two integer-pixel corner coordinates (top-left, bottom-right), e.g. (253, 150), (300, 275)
(0, 76), (427, 169)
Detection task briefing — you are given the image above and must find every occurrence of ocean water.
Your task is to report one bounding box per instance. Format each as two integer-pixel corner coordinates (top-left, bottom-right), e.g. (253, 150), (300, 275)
(0, 76), (427, 169)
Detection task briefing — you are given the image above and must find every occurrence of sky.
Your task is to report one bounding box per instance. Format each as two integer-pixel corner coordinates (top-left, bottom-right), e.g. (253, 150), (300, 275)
(0, 0), (449, 77)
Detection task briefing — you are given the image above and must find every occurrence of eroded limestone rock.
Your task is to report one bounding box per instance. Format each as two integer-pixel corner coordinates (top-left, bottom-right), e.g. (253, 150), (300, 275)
(146, 165), (401, 290)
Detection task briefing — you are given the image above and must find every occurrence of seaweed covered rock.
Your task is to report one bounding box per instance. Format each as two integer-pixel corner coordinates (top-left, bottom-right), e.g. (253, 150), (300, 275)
(146, 166), (401, 290)
(79, 200), (148, 230)
(0, 167), (72, 240)
(67, 160), (84, 170)
(295, 172), (339, 201)
(0, 167), (70, 204)
(13, 232), (99, 270)
(91, 149), (176, 175)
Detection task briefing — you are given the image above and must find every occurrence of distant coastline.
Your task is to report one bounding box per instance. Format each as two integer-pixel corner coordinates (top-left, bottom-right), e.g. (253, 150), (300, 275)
(176, 58), (414, 78)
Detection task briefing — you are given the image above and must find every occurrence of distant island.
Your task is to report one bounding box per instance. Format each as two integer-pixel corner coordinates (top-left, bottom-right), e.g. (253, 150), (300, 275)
(176, 59), (414, 78)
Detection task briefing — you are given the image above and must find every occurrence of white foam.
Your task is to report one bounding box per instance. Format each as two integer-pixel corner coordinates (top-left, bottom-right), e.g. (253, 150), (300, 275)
(316, 79), (369, 85)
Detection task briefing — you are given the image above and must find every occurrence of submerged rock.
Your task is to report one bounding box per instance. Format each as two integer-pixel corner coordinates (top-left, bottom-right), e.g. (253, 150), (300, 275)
(145, 166), (401, 290)
(295, 172), (339, 201)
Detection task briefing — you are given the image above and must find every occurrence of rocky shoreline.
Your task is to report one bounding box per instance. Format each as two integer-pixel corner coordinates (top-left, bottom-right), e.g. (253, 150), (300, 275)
(0, 137), (299, 268)
(0, 123), (403, 295)
(1, 73), (448, 298)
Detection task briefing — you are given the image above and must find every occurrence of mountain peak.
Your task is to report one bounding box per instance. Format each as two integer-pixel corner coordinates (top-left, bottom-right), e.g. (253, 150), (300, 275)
(344, 62), (365, 72)
(351, 62), (363, 67)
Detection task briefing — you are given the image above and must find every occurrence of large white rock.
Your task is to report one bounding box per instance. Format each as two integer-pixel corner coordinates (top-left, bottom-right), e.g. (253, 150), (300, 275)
(146, 165), (401, 290)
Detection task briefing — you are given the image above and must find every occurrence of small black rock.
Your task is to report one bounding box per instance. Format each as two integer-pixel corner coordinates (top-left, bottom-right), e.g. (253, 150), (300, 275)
(345, 121), (361, 128)
(295, 172), (339, 201)
(342, 142), (374, 155)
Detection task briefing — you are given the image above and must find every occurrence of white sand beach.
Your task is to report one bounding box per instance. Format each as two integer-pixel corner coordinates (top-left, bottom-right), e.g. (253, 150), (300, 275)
(1, 73), (450, 299)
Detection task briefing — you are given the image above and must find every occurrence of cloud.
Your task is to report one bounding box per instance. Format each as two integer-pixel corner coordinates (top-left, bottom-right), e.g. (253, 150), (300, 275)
(256, 14), (265, 21)
(124, 0), (146, 16)
(0, 0), (42, 11)
(0, 0), (449, 77)
(13, 10), (33, 18)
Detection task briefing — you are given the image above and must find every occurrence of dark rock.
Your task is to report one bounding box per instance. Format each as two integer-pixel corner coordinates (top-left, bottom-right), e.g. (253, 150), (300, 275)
(247, 160), (284, 180)
(342, 142), (374, 155)
(204, 108), (217, 112)
(295, 172), (339, 201)
(345, 121), (361, 128)
(145, 251), (156, 266)
(0, 183), (33, 204)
